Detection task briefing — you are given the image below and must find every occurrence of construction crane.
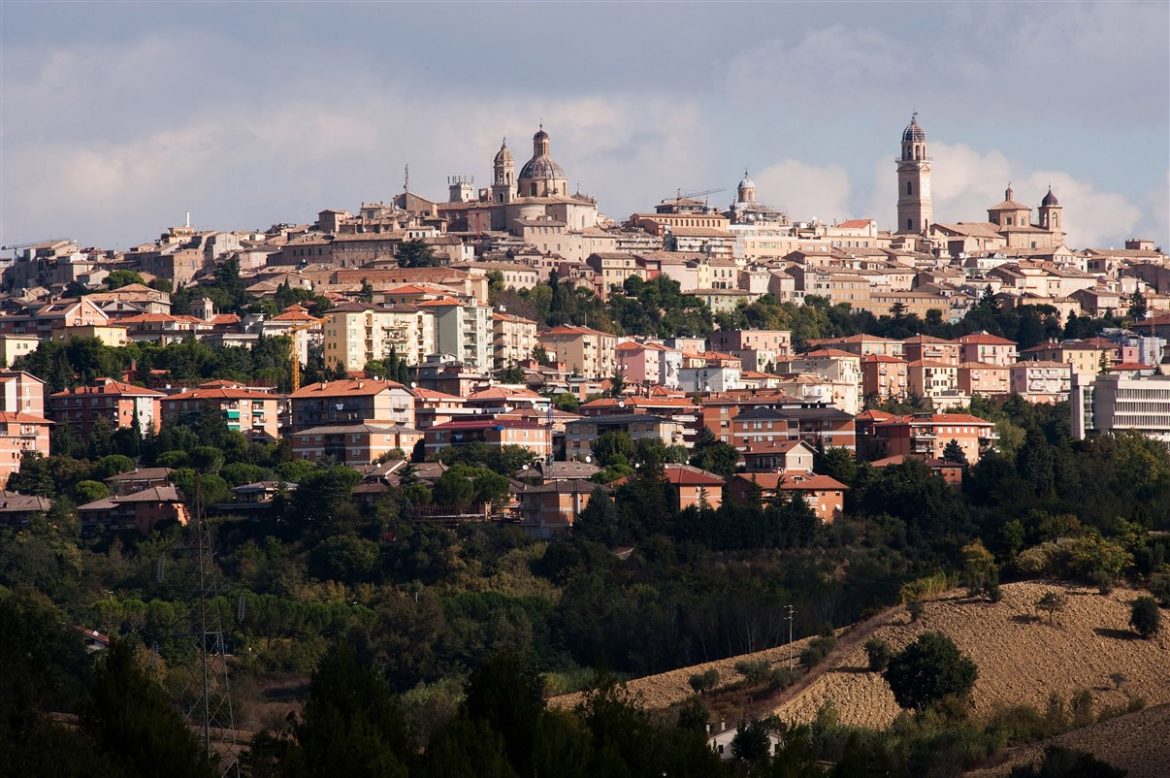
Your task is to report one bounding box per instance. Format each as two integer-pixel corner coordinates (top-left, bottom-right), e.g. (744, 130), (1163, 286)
(287, 314), (331, 392)
(665, 188), (726, 210)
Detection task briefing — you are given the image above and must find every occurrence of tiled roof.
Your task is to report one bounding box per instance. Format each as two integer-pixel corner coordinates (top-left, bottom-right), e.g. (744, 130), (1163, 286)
(290, 379), (407, 397)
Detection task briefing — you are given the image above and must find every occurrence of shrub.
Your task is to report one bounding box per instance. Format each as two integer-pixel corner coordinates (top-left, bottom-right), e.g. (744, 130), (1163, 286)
(734, 660), (773, 686)
(907, 600), (925, 623)
(864, 638), (892, 672)
(1089, 569), (1113, 595)
(900, 571), (950, 603)
(688, 668), (720, 694)
(1035, 591), (1066, 625)
(1149, 573), (1170, 608)
(883, 632), (978, 712)
(1130, 596), (1161, 638)
(767, 666), (801, 691)
(800, 635), (836, 670)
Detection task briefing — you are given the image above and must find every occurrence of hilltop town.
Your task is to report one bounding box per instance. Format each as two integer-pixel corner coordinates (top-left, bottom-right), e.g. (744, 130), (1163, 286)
(3, 116), (1170, 778)
(0, 117), (1166, 532)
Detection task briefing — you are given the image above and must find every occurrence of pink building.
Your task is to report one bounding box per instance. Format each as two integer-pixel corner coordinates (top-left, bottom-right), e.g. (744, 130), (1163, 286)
(0, 371), (52, 488)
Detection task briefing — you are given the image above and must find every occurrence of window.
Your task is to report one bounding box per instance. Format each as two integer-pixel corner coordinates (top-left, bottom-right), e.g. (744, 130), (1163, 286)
(907, 181), (913, 196)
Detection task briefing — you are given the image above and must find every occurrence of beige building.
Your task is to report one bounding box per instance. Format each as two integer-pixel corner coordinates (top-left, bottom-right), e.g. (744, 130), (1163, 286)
(586, 253), (642, 300)
(324, 303), (436, 373)
(289, 379), (416, 433)
(958, 332), (1018, 366)
(957, 363), (1011, 397)
(419, 297), (493, 373)
(0, 335), (39, 368)
(160, 384), (282, 442)
(540, 324), (616, 379)
(492, 311), (538, 368)
(1010, 360), (1072, 404)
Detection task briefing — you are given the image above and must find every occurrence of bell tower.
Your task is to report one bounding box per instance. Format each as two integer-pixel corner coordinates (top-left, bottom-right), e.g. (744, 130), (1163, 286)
(492, 138), (516, 204)
(896, 113), (932, 235)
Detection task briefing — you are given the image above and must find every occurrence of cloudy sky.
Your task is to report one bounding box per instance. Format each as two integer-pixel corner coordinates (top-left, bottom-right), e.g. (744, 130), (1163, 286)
(2, 2), (1167, 251)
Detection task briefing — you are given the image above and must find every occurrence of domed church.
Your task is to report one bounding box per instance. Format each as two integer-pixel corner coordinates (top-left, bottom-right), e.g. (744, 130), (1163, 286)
(439, 126), (600, 235)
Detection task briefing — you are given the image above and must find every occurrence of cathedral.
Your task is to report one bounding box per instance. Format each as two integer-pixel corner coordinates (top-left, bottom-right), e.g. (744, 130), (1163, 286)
(437, 126), (599, 235)
(893, 114), (1069, 256)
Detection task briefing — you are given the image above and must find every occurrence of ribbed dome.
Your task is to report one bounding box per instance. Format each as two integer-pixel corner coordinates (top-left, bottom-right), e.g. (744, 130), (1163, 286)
(1041, 187), (1059, 207)
(902, 114), (926, 143)
(519, 156), (565, 181)
(494, 139), (512, 165)
(739, 170), (756, 190)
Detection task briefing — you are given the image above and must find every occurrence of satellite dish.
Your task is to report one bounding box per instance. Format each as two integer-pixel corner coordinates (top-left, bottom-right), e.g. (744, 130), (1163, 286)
(410, 381), (418, 388)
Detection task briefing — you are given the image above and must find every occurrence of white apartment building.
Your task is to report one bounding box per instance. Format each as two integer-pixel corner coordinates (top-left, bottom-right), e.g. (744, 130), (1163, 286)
(324, 303), (436, 373)
(1071, 371), (1170, 442)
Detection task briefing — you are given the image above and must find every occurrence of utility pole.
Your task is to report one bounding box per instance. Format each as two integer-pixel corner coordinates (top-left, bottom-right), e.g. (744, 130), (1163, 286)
(786, 604), (796, 670)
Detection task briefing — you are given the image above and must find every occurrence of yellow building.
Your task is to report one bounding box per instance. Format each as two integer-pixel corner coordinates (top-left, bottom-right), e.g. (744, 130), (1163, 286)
(540, 324), (616, 379)
(324, 303), (436, 373)
(492, 311), (539, 368)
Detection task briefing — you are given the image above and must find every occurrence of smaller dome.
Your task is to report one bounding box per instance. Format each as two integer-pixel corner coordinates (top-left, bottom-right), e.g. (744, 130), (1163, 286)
(902, 113), (926, 143)
(494, 139), (512, 165)
(1041, 187), (1059, 207)
(533, 128), (549, 143)
(738, 169), (756, 190)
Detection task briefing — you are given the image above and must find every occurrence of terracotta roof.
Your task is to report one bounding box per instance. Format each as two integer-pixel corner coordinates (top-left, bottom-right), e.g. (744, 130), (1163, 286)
(661, 464), (725, 486)
(50, 378), (164, 398)
(801, 348), (861, 359)
(290, 379), (407, 397)
(861, 354), (906, 364)
(543, 324), (612, 338)
(0, 412), (53, 425)
(958, 331), (1016, 346)
(163, 387), (279, 402)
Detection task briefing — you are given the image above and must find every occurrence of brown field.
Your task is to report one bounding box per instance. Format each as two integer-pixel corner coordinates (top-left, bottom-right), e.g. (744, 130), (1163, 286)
(548, 632), (825, 712)
(964, 703), (1170, 778)
(772, 581), (1170, 729)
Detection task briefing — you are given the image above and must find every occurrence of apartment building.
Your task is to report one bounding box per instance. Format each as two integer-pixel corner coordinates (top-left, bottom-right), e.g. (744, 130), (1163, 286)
(49, 378), (164, 438)
(291, 422), (423, 465)
(861, 354), (910, 401)
(420, 298), (492, 373)
(958, 332), (1019, 366)
(160, 384), (282, 441)
(540, 324), (616, 379)
(324, 303), (436, 372)
(289, 379), (416, 433)
(564, 414), (687, 460)
(957, 363), (1011, 397)
(1009, 361), (1073, 404)
(0, 371), (52, 488)
(869, 413), (997, 464)
(1071, 370), (1170, 442)
(492, 311), (539, 368)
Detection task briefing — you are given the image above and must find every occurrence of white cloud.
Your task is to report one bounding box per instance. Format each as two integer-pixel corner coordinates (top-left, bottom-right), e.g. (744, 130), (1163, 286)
(753, 160), (851, 223)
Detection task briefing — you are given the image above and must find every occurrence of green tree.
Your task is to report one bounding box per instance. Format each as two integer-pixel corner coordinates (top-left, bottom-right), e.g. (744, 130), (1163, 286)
(104, 269), (147, 290)
(1130, 596), (1160, 638)
(864, 638), (893, 671)
(85, 642), (212, 778)
(592, 430), (635, 467)
(287, 642), (411, 778)
(883, 631), (978, 712)
(1036, 591), (1067, 626)
(731, 717), (774, 763)
(396, 240), (440, 268)
(942, 439), (969, 465)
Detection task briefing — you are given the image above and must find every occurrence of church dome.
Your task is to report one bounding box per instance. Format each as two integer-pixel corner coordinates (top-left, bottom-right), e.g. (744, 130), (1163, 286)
(494, 139), (513, 165)
(1041, 186), (1059, 207)
(519, 156), (566, 181)
(902, 114), (926, 143)
(738, 170), (756, 190)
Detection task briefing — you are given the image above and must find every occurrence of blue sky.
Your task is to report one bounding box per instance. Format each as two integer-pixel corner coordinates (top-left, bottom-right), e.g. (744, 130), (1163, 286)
(2, 1), (1167, 250)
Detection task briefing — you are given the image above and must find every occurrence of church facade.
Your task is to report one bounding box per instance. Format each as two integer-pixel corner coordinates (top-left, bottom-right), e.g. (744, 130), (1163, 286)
(895, 114), (1069, 257)
(436, 127), (600, 235)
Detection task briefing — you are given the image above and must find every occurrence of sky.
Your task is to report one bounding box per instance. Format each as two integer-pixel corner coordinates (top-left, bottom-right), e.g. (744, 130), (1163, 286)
(1, 1), (1167, 251)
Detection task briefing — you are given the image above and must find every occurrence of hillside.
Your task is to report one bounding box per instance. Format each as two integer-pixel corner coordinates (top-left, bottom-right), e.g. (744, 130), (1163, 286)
(964, 703), (1170, 778)
(772, 581), (1170, 729)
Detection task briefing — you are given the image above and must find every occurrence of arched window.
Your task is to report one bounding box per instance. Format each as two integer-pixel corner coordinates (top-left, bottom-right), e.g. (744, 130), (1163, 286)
(907, 181), (913, 196)
(907, 218), (913, 231)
